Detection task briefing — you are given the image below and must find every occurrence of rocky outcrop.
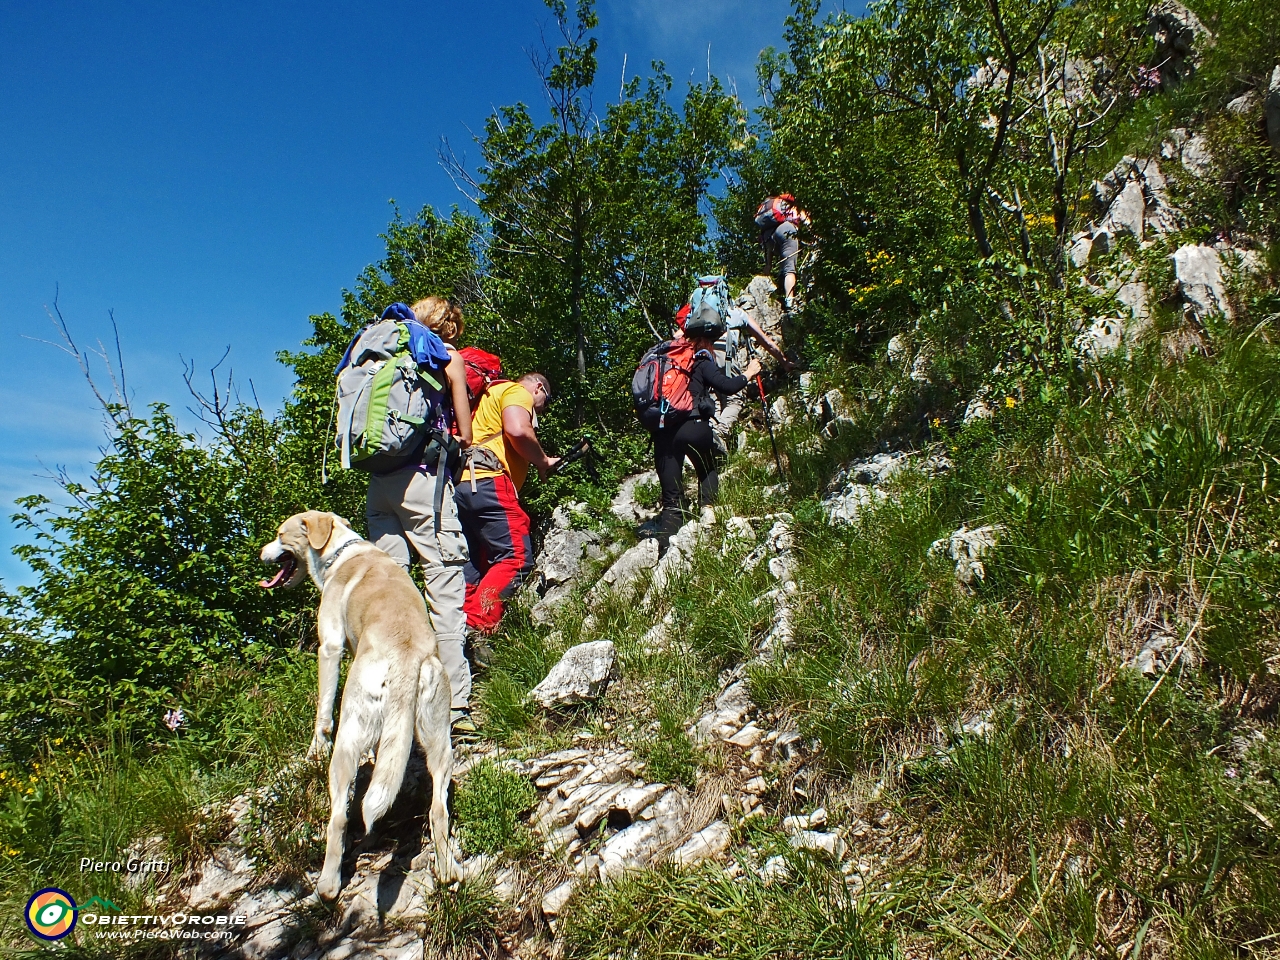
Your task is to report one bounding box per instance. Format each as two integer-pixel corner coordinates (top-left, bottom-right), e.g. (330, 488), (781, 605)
(530, 503), (604, 625)
(821, 450), (952, 526)
(736, 275), (785, 350)
(1172, 243), (1232, 321)
(930, 524), (1003, 587)
(610, 471), (660, 525)
(1075, 316), (1126, 359)
(587, 538), (659, 604)
(1147, 0), (1210, 86)
(529, 640), (619, 709)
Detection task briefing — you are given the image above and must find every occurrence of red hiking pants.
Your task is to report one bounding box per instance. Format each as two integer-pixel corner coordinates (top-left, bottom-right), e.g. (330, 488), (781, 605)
(454, 473), (534, 634)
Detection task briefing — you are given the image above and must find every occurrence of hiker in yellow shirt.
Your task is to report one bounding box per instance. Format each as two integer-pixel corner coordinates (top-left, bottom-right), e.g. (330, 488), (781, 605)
(454, 373), (559, 634)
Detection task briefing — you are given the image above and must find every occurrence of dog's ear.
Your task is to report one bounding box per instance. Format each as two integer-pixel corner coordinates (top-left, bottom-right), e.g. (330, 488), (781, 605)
(302, 511), (335, 551)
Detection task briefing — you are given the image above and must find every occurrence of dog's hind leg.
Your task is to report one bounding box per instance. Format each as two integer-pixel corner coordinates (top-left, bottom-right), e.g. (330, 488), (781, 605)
(416, 656), (462, 884)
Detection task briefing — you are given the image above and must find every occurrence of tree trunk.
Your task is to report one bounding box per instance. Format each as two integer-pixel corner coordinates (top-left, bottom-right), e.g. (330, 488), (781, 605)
(571, 196), (586, 427)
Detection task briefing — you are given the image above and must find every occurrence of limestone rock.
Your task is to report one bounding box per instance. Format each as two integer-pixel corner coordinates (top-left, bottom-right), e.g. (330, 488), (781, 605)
(588, 538), (659, 602)
(1068, 232), (1093, 269)
(1148, 0), (1210, 85)
(736, 275), (784, 346)
(608, 783), (668, 824)
(599, 790), (686, 879)
(529, 640), (618, 709)
(965, 397), (994, 423)
(692, 680), (755, 743)
(760, 855), (791, 881)
(1227, 91), (1258, 115)
(1181, 133), (1213, 178)
(542, 879), (575, 920)
(647, 518), (709, 598)
(1100, 177), (1146, 240)
(887, 333), (910, 366)
(610, 471), (660, 524)
(930, 524), (1003, 586)
(183, 845), (254, 912)
(538, 527), (601, 588)
(1075, 317), (1125, 359)
(671, 821), (731, 868)
(789, 830), (848, 859)
(782, 807), (827, 834)
(1172, 244), (1231, 320)
(822, 483), (887, 526)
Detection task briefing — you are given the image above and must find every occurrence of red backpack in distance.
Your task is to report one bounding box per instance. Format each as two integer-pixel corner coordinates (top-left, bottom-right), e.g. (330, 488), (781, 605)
(632, 338), (697, 430)
(459, 347), (507, 410)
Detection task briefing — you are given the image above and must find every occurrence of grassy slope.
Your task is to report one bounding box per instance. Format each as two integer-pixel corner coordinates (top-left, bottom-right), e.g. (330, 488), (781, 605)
(3, 318), (1278, 960)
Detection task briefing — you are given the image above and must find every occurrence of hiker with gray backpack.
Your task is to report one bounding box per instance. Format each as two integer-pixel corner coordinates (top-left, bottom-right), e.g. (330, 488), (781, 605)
(683, 276), (794, 454)
(333, 297), (476, 736)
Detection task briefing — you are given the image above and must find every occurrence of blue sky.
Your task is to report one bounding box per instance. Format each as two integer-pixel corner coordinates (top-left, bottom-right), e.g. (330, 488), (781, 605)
(0, 0), (828, 585)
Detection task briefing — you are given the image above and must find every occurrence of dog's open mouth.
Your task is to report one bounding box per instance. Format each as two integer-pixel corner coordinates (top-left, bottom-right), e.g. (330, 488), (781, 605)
(259, 553), (298, 589)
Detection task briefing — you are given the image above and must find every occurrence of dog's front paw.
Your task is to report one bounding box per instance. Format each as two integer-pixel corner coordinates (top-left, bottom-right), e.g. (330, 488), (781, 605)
(315, 871), (341, 902)
(306, 729), (332, 761)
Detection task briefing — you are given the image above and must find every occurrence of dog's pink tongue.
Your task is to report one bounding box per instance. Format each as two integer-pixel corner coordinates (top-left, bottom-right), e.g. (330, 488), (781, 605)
(259, 566), (289, 589)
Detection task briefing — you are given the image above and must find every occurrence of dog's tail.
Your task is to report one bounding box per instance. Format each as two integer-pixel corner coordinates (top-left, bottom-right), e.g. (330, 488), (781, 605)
(361, 656), (418, 832)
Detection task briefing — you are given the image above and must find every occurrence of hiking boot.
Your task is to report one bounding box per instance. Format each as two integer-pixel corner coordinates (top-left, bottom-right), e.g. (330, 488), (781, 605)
(451, 710), (480, 742)
(782, 296), (796, 314)
(465, 628), (495, 669)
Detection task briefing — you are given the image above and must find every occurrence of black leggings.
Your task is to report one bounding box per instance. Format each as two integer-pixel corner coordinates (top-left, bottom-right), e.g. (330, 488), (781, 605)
(653, 418), (719, 533)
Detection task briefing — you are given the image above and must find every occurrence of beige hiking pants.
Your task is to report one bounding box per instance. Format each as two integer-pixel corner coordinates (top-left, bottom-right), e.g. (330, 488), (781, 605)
(367, 467), (471, 711)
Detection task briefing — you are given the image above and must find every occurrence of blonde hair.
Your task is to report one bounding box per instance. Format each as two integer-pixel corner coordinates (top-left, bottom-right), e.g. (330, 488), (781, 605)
(410, 297), (465, 344)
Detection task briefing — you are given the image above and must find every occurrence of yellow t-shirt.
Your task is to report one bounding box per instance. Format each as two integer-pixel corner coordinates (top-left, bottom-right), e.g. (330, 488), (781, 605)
(463, 381), (536, 490)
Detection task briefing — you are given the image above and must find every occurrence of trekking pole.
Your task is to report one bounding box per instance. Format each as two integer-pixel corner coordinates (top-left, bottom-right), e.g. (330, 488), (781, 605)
(549, 438), (593, 476)
(747, 341), (786, 480)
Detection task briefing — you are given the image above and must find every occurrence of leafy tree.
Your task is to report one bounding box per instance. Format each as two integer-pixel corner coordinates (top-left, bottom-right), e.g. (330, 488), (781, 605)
(6, 405), (314, 762)
(444, 0), (743, 443)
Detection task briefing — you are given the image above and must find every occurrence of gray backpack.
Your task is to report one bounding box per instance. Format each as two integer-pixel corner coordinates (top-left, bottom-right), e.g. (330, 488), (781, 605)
(334, 319), (450, 475)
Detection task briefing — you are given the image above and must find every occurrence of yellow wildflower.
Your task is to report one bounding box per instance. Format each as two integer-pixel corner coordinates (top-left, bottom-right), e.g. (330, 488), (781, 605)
(1005, 397), (1017, 408)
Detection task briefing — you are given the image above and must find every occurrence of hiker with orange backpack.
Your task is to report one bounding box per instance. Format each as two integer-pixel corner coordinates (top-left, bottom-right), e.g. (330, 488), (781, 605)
(634, 301), (759, 552)
(755, 194), (811, 312)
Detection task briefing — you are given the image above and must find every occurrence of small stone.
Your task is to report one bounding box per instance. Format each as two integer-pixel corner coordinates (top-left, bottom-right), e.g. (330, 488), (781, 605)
(789, 830), (847, 859)
(727, 723), (765, 748)
(742, 777), (768, 795)
(929, 524), (1002, 586)
(542, 879), (576, 919)
(760, 855), (790, 881)
(670, 821), (732, 868)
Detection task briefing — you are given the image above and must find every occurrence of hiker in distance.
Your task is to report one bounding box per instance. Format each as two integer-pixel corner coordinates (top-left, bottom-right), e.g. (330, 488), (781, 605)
(335, 298), (476, 737)
(755, 193), (811, 313)
(640, 301), (760, 553)
(455, 369), (560, 639)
